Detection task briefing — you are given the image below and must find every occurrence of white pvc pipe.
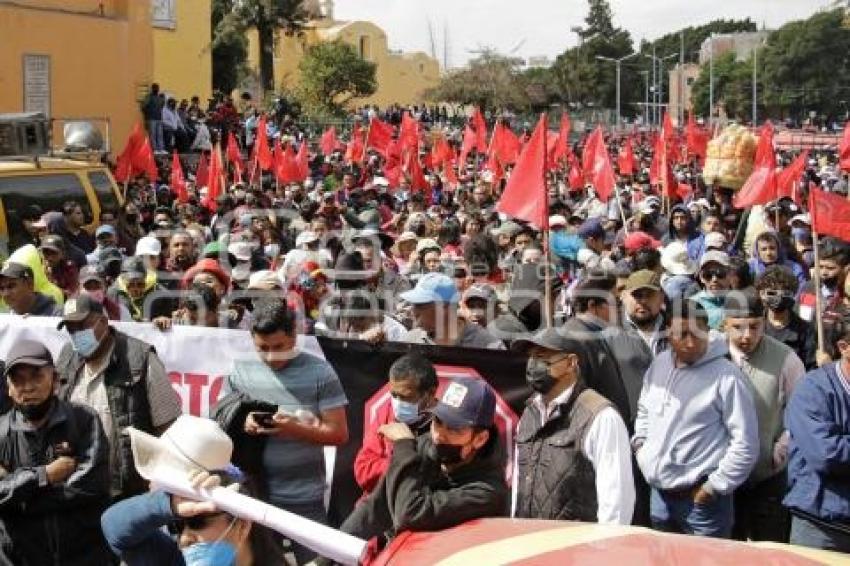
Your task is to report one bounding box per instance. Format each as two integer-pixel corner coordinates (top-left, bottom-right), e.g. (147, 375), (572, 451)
(151, 472), (366, 566)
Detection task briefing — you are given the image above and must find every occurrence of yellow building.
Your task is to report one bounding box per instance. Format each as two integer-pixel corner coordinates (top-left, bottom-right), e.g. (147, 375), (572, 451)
(0, 0), (211, 151)
(246, 2), (440, 108)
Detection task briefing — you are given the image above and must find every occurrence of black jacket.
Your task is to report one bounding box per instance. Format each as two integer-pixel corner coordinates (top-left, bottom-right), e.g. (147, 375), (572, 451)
(0, 400), (112, 566)
(212, 391), (277, 492)
(341, 434), (508, 544)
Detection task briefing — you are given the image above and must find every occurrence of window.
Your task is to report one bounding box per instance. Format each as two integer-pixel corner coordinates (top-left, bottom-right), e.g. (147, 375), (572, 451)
(88, 171), (119, 216)
(359, 35), (371, 60)
(0, 173), (89, 250)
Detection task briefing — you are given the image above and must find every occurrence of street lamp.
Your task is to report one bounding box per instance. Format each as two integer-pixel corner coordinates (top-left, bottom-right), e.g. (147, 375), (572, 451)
(596, 52), (639, 130)
(644, 51), (676, 127)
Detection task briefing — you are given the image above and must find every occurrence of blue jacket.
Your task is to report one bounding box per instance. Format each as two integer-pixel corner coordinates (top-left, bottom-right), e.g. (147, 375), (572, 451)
(101, 490), (184, 566)
(784, 362), (850, 522)
(747, 231), (807, 288)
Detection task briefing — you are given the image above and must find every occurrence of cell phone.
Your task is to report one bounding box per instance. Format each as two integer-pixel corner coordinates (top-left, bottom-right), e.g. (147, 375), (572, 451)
(253, 412), (276, 428)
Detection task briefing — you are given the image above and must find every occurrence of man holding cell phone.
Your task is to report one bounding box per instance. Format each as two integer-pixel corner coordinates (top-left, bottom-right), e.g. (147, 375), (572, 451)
(218, 299), (349, 565)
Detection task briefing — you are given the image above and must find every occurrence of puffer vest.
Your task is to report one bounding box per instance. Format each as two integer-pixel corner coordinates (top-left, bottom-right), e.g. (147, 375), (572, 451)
(56, 329), (154, 499)
(515, 384), (611, 521)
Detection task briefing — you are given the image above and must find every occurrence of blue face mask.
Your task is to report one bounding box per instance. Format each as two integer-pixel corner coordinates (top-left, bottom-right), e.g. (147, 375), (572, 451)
(182, 541), (237, 566)
(391, 396), (421, 425)
(71, 329), (100, 358)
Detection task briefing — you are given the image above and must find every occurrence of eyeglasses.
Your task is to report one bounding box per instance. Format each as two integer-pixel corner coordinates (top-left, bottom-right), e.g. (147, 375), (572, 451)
(701, 268), (728, 280)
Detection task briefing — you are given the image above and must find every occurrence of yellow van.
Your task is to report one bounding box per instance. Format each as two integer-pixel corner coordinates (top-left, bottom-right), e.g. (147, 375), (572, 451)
(0, 157), (124, 256)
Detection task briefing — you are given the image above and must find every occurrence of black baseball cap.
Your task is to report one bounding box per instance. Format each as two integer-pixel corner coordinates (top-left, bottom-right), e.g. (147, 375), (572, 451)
(432, 377), (496, 430)
(57, 294), (104, 329)
(511, 328), (584, 355)
(0, 262), (33, 281)
(3, 339), (53, 378)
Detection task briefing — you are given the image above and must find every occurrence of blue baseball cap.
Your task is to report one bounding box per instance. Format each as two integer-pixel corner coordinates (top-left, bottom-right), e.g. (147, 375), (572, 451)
(577, 217), (605, 240)
(432, 377), (496, 429)
(400, 273), (459, 305)
(96, 224), (116, 237)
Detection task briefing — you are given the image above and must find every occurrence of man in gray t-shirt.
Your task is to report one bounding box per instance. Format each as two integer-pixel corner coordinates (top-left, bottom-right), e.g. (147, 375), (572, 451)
(223, 300), (348, 564)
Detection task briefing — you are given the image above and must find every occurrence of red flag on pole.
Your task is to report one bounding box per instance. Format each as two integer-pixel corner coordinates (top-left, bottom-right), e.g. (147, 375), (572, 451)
(365, 117), (394, 157)
(776, 150), (809, 204)
(254, 115), (273, 171)
(568, 156), (584, 190)
(810, 187), (850, 241)
(649, 134), (674, 191)
(459, 125), (477, 166)
(733, 123), (778, 208)
(225, 132), (244, 182)
(617, 137), (636, 176)
(279, 143), (300, 184)
(399, 112), (420, 155)
(114, 123), (146, 182)
(206, 144), (224, 209)
(320, 127), (339, 156)
(345, 123), (365, 164)
(170, 151), (189, 204)
(839, 122), (850, 172)
(471, 107), (488, 152)
(404, 151), (429, 192)
(551, 113), (571, 165)
(582, 127), (603, 184)
(495, 114), (548, 228)
(662, 112), (675, 142)
(295, 141), (310, 182)
(590, 134), (616, 202)
(195, 153), (209, 188)
(134, 136), (158, 182)
(685, 113), (709, 164)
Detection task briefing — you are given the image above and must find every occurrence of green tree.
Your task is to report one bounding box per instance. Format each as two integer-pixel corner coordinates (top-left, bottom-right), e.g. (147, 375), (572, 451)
(760, 9), (850, 120)
(690, 51), (755, 120)
(211, 0), (249, 95)
(214, 0), (307, 96)
(296, 40), (377, 116)
(423, 50), (530, 113)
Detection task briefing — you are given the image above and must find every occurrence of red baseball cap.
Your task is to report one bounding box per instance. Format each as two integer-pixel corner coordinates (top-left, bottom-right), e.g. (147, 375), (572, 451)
(624, 231), (661, 254)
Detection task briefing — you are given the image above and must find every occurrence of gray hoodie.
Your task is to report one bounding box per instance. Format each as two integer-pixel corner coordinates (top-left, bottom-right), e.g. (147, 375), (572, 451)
(633, 337), (758, 495)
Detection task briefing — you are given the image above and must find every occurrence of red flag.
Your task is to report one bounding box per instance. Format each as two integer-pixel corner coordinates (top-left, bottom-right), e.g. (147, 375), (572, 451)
(677, 182), (693, 201)
(582, 127), (603, 184)
(295, 142), (310, 182)
(404, 151), (429, 192)
(459, 125), (477, 166)
(170, 152), (189, 204)
(649, 134), (674, 192)
(114, 123), (146, 182)
(273, 139), (284, 182)
(195, 153), (209, 188)
(754, 121), (776, 169)
(568, 157), (584, 190)
(225, 132), (244, 182)
(484, 151), (504, 186)
(345, 123), (365, 164)
(207, 144), (224, 209)
(385, 163), (402, 187)
(839, 122), (850, 172)
(776, 150), (809, 204)
(617, 137), (636, 176)
(491, 123), (521, 165)
(134, 136), (158, 182)
(471, 108), (488, 152)
(320, 127), (339, 156)
(590, 133), (616, 202)
(662, 112), (675, 142)
(431, 136), (454, 168)
(399, 112), (420, 155)
(495, 114), (548, 229)
(254, 115), (273, 171)
(365, 117), (394, 157)
(545, 131), (561, 171)
(443, 158), (459, 188)
(810, 187), (850, 241)
(551, 113), (571, 165)
(685, 113), (709, 164)
(279, 143), (300, 184)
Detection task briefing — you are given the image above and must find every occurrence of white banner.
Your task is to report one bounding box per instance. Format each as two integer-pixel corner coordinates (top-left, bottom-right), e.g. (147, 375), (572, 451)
(0, 315), (323, 417)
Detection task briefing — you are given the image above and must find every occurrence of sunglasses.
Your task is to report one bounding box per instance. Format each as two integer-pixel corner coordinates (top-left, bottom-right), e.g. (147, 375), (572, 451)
(701, 268), (728, 280)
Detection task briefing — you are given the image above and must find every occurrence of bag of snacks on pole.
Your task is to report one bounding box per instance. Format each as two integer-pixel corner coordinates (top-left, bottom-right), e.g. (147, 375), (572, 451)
(703, 124), (757, 189)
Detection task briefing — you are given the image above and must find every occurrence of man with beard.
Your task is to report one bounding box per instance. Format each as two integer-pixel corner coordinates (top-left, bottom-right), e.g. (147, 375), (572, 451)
(162, 231), (197, 287)
(511, 329), (634, 524)
(0, 340), (112, 565)
(756, 266), (816, 369)
(339, 377), (507, 549)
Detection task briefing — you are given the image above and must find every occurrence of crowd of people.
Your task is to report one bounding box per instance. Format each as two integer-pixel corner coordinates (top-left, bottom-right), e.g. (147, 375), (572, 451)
(1, 93), (850, 565)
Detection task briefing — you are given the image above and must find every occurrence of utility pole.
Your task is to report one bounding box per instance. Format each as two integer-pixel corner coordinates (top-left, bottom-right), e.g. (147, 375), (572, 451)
(640, 70), (650, 126)
(752, 45), (758, 126)
(651, 44), (657, 126)
(679, 31), (685, 126)
(597, 53), (639, 131)
(659, 53), (677, 122)
(709, 33), (714, 126)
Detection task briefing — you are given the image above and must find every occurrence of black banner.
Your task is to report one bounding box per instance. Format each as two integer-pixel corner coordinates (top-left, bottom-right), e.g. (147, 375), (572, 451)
(318, 338), (530, 526)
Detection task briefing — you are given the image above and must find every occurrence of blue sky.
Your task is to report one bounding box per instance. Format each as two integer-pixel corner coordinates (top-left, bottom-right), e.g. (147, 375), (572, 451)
(334, 0), (834, 68)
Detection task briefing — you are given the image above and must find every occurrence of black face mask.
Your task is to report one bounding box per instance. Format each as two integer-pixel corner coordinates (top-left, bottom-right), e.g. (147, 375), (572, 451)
(526, 358), (557, 395)
(430, 442), (465, 465)
(16, 397), (54, 422)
